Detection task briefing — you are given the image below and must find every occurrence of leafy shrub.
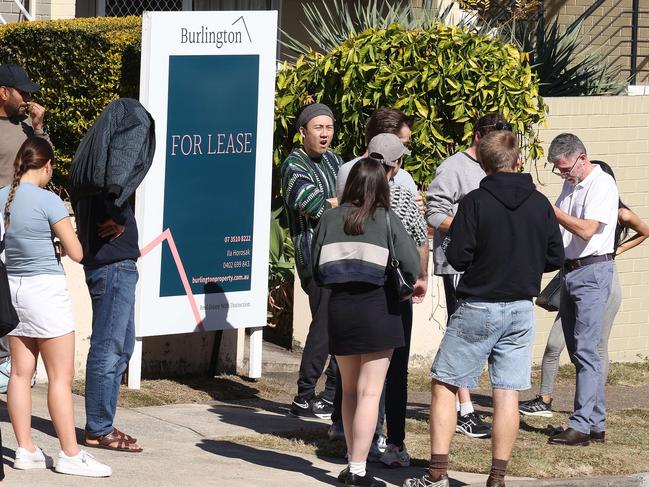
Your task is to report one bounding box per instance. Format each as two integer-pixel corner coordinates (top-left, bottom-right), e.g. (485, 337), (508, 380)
(0, 17), (142, 191)
(275, 23), (546, 188)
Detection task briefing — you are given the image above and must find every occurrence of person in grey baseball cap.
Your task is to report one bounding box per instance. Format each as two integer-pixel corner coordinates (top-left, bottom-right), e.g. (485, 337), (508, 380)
(368, 133), (411, 167)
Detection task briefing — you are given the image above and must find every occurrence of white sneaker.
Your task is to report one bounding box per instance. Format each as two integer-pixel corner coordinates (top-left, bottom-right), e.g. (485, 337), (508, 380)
(14, 446), (51, 470)
(380, 442), (411, 467)
(54, 449), (112, 477)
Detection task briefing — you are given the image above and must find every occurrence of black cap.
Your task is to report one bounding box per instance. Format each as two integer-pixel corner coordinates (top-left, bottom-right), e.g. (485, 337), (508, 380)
(0, 64), (39, 93)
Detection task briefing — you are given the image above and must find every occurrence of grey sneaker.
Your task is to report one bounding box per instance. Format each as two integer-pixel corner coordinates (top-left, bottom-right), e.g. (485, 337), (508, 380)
(380, 443), (410, 467)
(403, 473), (449, 487)
(519, 396), (553, 417)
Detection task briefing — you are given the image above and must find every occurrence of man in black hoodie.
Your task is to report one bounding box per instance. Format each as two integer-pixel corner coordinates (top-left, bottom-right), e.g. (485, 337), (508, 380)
(404, 131), (564, 487)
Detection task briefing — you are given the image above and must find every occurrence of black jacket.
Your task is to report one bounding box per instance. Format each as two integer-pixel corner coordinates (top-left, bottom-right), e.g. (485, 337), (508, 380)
(69, 98), (155, 212)
(445, 172), (564, 301)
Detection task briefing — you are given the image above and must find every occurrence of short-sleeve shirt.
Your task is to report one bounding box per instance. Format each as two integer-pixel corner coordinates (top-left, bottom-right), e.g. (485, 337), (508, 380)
(0, 182), (69, 276)
(555, 165), (618, 259)
(336, 156), (418, 199)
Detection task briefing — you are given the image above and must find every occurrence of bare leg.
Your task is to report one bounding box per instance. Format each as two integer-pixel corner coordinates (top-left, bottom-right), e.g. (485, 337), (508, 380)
(39, 333), (80, 457)
(337, 351), (392, 463)
(430, 380), (458, 454)
(491, 388), (519, 461)
(7, 337), (39, 452)
(457, 387), (471, 405)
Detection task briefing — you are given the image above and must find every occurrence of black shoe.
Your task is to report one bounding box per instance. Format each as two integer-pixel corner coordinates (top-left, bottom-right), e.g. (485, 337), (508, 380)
(590, 431), (605, 443)
(456, 412), (491, 438)
(547, 427), (590, 446)
(337, 466), (349, 483)
(345, 472), (385, 487)
(519, 396), (553, 417)
(311, 394), (334, 420)
(290, 395), (314, 417)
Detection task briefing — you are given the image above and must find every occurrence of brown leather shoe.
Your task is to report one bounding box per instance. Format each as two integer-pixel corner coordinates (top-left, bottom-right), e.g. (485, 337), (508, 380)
(486, 475), (505, 487)
(590, 431), (605, 443)
(547, 427), (590, 446)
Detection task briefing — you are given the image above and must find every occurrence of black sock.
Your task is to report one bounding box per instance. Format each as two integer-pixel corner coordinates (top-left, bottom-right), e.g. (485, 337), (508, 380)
(428, 454), (448, 481)
(490, 458), (508, 480)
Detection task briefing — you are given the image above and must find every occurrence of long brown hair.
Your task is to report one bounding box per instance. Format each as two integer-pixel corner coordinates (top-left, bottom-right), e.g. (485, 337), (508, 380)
(340, 157), (390, 235)
(5, 137), (54, 228)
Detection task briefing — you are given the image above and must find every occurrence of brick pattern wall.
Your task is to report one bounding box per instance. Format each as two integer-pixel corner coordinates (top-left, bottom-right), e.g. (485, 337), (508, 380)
(546, 0), (649, 84)
(533, 96), (649, 363)
(0, 0), (29, 23)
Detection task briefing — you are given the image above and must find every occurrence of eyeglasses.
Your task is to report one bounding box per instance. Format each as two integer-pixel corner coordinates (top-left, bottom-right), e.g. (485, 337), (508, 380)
(552, 153), (583, 178)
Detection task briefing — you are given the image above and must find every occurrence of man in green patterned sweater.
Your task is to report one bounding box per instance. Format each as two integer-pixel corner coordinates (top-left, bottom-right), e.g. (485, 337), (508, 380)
(281, 103), (343, 419)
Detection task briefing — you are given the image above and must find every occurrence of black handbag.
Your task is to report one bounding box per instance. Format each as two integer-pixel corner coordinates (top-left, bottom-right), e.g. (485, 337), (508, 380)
(0, 235), (18, 337)
(385, 210), (415, 301)
(535, 271), (561, 312)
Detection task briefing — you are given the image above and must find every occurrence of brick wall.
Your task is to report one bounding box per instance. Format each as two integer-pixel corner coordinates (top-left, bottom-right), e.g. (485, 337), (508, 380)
(0, 0), (75, 22)
(546, 0), (649, 84)
(533, 96), (649, 363)
(0, 0), (30, 23)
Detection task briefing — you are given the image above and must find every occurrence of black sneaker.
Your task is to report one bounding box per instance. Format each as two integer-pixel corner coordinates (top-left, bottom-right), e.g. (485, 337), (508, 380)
(337, 466), (349, 483)
(290, 395), (313, 417)
(311, 395), (334, 420)
(345, 472), (385, 487)
(519, 396), (553, 417)
(456, 411), (491, 438)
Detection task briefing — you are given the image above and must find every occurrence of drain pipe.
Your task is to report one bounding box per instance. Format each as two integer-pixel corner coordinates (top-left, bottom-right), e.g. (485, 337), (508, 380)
(630, 0), (639, 85)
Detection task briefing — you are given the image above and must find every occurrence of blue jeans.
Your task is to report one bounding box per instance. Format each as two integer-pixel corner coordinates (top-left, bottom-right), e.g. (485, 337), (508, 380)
(432, 298), (535, 390)
(84, 260), (138, 437)
(560, 261), (613, 434)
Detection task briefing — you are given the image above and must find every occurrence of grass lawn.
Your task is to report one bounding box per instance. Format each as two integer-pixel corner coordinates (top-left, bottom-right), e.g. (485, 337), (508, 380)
(72, 360), (649, 478)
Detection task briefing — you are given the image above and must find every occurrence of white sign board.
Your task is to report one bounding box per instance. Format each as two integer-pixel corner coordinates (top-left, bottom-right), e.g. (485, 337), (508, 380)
(130, 10), (277, 386)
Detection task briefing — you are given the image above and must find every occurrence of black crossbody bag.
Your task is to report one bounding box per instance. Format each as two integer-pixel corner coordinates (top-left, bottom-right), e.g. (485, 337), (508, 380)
(385, 211), (415, 301)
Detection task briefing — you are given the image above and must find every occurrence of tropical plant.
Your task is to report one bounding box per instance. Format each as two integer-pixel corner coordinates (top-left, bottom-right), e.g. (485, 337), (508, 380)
(513, 17), (626, 96)
(459, 4), (626, 96)
(281, 0), (451, 58)
(275, 23), (546, 189)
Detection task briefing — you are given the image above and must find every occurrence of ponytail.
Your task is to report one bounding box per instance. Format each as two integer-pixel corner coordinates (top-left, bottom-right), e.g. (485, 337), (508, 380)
(4, 137), (54, 229)
(4, 165), (25, 229)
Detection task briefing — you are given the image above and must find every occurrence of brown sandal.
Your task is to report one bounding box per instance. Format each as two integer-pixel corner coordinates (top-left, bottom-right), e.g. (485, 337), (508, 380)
(84, 429), (143, 453)
(112, 428), (137, 444)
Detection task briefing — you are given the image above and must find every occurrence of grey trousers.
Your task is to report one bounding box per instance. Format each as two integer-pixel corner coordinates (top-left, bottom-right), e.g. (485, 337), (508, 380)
(560, 260), (614, 434)
(540, 265), (621, 395)
(0, 336), (8, 361)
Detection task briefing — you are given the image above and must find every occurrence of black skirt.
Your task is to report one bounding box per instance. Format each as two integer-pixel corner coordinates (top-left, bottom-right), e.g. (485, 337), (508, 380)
(328, 282), (404, 356)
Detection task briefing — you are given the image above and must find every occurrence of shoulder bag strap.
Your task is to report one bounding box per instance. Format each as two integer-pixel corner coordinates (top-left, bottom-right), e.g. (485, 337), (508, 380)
(385, 209), (398, 267)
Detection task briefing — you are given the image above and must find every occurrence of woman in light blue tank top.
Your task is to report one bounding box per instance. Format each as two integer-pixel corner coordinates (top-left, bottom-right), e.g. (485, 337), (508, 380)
(1, 138), (111, 478)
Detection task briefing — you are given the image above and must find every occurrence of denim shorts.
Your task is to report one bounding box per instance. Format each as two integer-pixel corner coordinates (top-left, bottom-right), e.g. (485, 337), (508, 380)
(431, 298), (535, 390)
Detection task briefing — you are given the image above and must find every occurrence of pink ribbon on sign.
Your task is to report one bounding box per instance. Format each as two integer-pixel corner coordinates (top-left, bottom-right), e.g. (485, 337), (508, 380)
(139, 229), (205, 331)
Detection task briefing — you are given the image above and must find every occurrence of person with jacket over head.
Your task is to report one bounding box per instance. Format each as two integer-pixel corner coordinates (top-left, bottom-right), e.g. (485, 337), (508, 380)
(404, 130), (564, 487)
(70, 98), (155, 454)
(312, 157), (419, 487)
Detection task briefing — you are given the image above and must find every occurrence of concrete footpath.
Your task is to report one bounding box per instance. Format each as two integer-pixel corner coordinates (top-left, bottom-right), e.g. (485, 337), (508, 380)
(0, 386), (646, 487)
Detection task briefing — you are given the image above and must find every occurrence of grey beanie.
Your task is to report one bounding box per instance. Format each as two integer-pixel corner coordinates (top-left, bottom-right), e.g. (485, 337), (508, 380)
(295, 103), (335, 131)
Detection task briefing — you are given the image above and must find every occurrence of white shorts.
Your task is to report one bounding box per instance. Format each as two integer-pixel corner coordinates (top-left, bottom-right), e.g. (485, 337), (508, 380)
(8, 274), (75, 338)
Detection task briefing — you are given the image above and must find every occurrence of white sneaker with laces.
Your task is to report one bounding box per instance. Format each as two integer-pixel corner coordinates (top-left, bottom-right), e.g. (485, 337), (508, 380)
(14, 446), (50, 470)
(380, 443), (410, 467)
(54, 449), (112, 477)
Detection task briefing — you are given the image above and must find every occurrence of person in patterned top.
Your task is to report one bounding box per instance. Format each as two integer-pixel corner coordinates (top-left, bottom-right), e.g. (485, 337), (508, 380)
(281, 103), (343, 419)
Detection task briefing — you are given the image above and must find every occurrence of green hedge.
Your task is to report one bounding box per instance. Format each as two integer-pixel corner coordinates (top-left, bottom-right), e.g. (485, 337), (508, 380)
(0, 17), (141, 189)
(1, 18), (546, 193)
(274, 23), (547, 188)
